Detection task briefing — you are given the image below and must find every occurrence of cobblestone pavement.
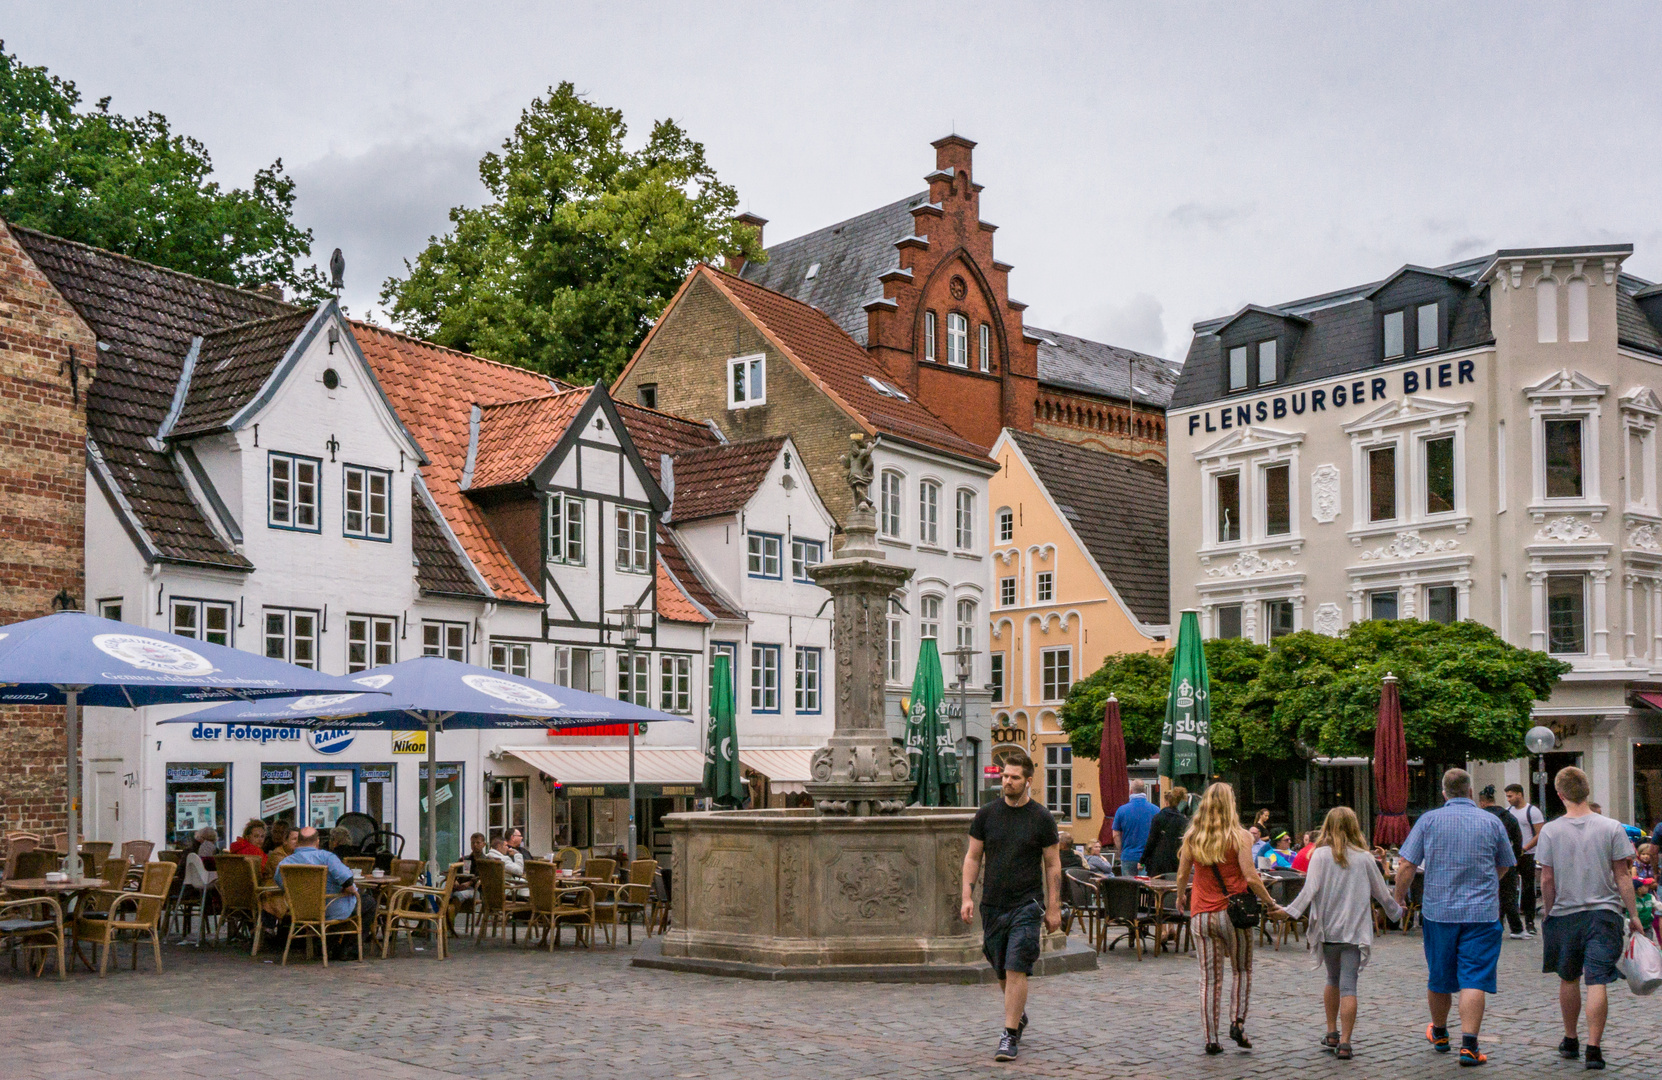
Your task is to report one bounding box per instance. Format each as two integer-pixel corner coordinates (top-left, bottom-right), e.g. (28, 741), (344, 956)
(6, 924), (1657, 1079)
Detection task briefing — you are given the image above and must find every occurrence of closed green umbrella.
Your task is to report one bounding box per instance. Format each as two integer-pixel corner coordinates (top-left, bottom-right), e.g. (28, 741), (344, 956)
(907, 638), (959, 806)
(1158, 610), (1212, 797)
(704, 655), (745, 807)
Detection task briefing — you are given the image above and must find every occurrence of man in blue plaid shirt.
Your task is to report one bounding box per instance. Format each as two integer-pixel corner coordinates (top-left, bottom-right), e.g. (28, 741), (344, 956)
(1393, 768), (1515, 1067)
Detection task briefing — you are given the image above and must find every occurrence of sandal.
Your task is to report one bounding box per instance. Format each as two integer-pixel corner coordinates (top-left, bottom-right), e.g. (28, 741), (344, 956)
(1336, 1044), (1352, 1061)
(1321, 1032), (1340, 1052)
(1229, 1020), (1252, 1049)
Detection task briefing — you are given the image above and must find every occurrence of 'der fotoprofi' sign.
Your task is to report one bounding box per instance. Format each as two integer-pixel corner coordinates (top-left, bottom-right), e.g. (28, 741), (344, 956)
(1187, 358), (1477, 437)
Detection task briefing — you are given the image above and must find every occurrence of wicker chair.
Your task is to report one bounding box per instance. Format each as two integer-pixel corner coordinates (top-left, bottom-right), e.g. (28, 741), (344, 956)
(4, 834), (40, 881)
(382, 862), (461, 960)
(215, 854), (264, 955)
(648, 867), (671, 936)
(47, 832), (68, 854)
(80, 841), (113, 878)
(555, 847), (584, 873)
(472, 859), (531, 945)
(342, 857), (375, 875)
(391, 858), (424, 885)
(279, 863), (362, 966)
(551, 884), (596, 948)
(1063, 869), (1105, 949)
(585, 857), (617, 884)
(1, 895), (65, 979)
(595, 859), (657, 945)
(524, 861), (562, 952)
(1099, 876), (1152, 960)
(74, 860), (175, 976)
(13, 848), (58, 881)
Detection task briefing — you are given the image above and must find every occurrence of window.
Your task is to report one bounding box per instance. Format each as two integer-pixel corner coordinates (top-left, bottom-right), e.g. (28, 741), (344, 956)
(660, 655), (691, 714)
(1547, 574), (1587, 654)
(747, 532), (782, 578)
(1424, 435), (1455, 514)
(999, 576), (1017, 607)
(1264, 463), (1290, 536)
(946, 313), (968, 367)
(1368, 446), (1397, 522)
(263, 608), (317, 668)
(996, 507), (1014, 543)
(920, 595), (941, 639)
(486, 775), (527, 845)
(616, 651), (649, 705)
(343, 465), (391, 540)
(555, 646), (601, 692)
(1544, 418), (1584, 499)
(1228, 346), (1248, 392)
(1426, 586), (1457, 625)
(728, 353), (766, 408)
(990, 653), (1005, 704)
(955, 489), (975, 549)
(880, 472), (903, 537)
(887, 599), (904, 682)
(791, 538), (823, 582)
(1383, 310), (1405, 359)
(1035, 571), (1054, 603)
(1216, 471), (1241, 542)
(546, 495), (585, 565)
(1257, 340), (1277, 385)
(751, 644), (780, 712)
(490, 641), (530, 676)
(924, 311), (937, 362)
(794, 647), (821, 713)
(616, 508), (649, 573)
(1369, 590), (1399, 621)
(1045, 745), (1073, 816)
(422, 620), (467, 662)
(1417, 304), (1439, 353)
(97, 598), (122, 622)
(708, 642), (737, 697)
(956, 599), (977, 651)
(1041, 647), (1071, 701)
(918, 481), (940, 545)
(1265, 599), (1294, 639)
(347, 615), (397, 672)
(1216, 604), (1243, 639)
(636, 384), (657, 408)
(171, 599), (232, 646)
(979, 323), (991, 372)
(268, 452), (320, 531)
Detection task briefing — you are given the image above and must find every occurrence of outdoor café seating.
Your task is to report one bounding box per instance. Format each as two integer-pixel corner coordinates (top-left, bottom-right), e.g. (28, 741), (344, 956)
(1, 894), (65, 979)
(607, 859), (657, 945)
(524, 860), (562, 951)
(381, 861), (462, 960)
(13, 848), (58, 882)
(279, 863), (361, 966)
(1100, 875), (1153, 960)
(550, 881), (596, 947)
(213, 854), (264, 955)
(74, 860), (175, 977)
(473, 859), (530, 944)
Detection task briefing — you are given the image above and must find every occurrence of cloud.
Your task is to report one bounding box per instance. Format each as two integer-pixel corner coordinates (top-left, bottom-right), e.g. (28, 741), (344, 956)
(1068, 293), (1168, 358)
(1167, 201), (1255, 231)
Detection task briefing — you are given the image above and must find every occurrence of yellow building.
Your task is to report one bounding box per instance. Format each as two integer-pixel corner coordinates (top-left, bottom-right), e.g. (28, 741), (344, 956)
(987, 430), (1170, 837)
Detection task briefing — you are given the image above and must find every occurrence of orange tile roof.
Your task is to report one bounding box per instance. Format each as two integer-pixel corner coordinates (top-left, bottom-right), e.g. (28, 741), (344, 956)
(467, 390), (588, 490)
(352, 322), (565, 603)
(613, 399), (721, 480)
(655, 558), (708, 624)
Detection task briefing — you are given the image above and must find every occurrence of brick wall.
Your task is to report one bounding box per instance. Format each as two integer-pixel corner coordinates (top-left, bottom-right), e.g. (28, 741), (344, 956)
(1033, 388), (1168, 465)
(0, 220), (96, 834)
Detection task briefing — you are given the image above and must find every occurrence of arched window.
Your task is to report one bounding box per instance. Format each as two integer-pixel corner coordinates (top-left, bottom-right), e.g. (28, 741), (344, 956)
(887, 597), (904, 682)
(954, 489), (975, 550)
(956, 599), (977, 651)
(880, 471), (904, 537)
(996, 506), (1014, 543)
(1538, 276), (1559, 343)
(920, 595), (942, 640)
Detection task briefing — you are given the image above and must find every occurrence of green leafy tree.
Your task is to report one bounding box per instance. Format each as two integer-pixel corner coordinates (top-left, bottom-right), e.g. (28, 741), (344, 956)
(0, 43), (327, 298)
(380, 83), (764, 384)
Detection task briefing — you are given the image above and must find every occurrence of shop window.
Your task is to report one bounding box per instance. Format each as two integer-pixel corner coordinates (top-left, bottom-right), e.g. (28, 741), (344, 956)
(1265, 599), (1295, 639)
(1264, 463), (1291, 536)
(259, 764), (298, 828)
(264, 608), (317, 668)
(919, 481), (940, 545)
(359, 765), (395, 832)
(880, 472), (904, 537)
(268, 452), (320, 531)
(1217, 471), (1241, 542)
(1547, 574), (1587, 655)
(616, 651), (649, 705)
(347, 615), (397, 672)
(1425, 436), (1456, 514)
(1368, 446), (1397, 522)
(1634, 744), (1662, 843)
(794, 646), (821, 713)
(751, 644), (780, 712)
(1216, 604), (1243, 640)
(490, 640), (530, 676)
(166, 763), (229, 847)
(423, 620), (467, 662)
(747, 532), (782, 578)
(616, 508), (650, 573)
(343, 464), (391, 540)
(546, 495), (585, 565)
(1045, 744), (1073, 817)
(1041, 647), (1072, 701)
(172, 598), (233, 646)
(487, 775), (528, 843)
(1544, 418), (1584, 499)
(660, 654), (691, 714)
(728, 353), (766, 408)
(791, 538), (823, 582)
(1370, 590), (1399, 620)
(1036, 571), (1054, 603)
(419, 761), (463, 868)
(1426, 585), (1457, 625)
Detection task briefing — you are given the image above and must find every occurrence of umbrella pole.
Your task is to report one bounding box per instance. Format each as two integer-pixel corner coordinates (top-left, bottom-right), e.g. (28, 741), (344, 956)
(627, 721), (637, 863)
(64, 687), (83, 880)
(425, 717), (440, 881)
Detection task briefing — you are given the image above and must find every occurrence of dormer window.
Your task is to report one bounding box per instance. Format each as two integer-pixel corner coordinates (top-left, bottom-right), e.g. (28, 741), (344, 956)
(1383, 310), (1405, 359)
(1226, 338), (1279, 393)
(1257, 340), (1277, 386)
(1417, 303), (1440, 353)
(1228, 346), (1248, 392)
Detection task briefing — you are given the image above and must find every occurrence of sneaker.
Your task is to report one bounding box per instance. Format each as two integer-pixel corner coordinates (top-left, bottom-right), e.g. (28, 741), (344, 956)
(1559, 1037), (1580, 1060)
(1508, 931), (1527, 940)
(1585, 1045), (1604, 1070)
(1459, 1046), (1487, 1067)
(994, 1033), (1018, 1062)
(1427, 1024), (1450, 1053)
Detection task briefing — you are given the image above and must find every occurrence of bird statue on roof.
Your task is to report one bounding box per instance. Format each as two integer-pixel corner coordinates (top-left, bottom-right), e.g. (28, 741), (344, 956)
(329, 248), (345, 294)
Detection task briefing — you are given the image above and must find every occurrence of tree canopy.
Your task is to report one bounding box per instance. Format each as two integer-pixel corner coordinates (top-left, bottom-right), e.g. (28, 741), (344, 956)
(379, 83), (764, 384)
(1060, 620), (1569, 769)
(0, 43), (327, 299)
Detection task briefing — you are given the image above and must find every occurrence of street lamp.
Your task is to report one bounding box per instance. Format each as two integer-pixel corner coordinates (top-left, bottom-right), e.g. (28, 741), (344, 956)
(949, 644), (977, 807)
(608, 604), (643, 861)
(1525, 725), (1557, 819)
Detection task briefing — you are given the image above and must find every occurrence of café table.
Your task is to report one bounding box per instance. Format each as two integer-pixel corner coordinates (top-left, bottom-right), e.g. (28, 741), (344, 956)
(3, 877), (111, 972)
(1133, 876), (1184, 955)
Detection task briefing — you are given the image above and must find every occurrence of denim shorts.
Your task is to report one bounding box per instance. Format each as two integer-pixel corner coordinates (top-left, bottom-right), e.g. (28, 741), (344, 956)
(982, 900), (1044, 977)
(1542, 909), (1625, 986)
(1422, 918), (1502, 995)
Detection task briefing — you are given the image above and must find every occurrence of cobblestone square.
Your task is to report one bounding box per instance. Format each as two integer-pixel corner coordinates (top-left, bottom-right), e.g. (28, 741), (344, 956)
(6, 926), (1657, 1079)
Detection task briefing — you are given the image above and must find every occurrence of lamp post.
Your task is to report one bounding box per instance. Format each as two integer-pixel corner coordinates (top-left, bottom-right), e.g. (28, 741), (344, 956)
(1525, 725), (1557, 820)
(609, 604), (643, 861)
(949, 645), (976, 808)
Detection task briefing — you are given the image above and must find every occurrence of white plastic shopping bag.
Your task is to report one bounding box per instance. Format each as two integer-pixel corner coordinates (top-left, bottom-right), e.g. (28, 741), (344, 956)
(1616, 931), (1662, 996)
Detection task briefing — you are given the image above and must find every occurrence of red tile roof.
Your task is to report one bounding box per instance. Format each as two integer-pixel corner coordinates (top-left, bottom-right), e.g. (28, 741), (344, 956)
(613, 399), (721, 480)
(668, 436), (786, 522)
(466, 390), (588, 490)
(655, 557), (708, 624)
(657, 526), (744, 622)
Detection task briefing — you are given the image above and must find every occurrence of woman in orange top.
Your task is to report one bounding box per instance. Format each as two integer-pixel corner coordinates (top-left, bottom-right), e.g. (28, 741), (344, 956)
(1176, 782), (1284, 1056)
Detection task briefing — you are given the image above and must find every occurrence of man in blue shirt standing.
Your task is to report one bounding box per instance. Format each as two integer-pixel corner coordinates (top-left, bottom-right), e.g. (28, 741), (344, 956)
(1111, 779), (1160, 876)
(1393, 768), (1515, 1067)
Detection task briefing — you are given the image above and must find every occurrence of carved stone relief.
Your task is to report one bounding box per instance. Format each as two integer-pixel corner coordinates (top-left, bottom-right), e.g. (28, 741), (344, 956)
(1313, 602), (1344, 636)
(1358, 531), (1460, 561)
(1205, 551), (1296, 578)
(1311, 464), (1341, 523)
(701, 847), (760, 921)
(1536, 516), (1602, 544)
(1630, 523), (1662, 552)
(828, 850), (918, 923)
(778, 842), (806, 932)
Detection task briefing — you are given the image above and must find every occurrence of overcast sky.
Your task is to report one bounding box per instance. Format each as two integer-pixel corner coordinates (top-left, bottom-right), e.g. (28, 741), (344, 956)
(6, 3), (1660, 361)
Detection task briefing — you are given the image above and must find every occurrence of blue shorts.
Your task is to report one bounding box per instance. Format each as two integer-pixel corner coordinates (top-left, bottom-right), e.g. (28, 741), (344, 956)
(1542, 910), (1625, 986)
(1422, 919), (1503, 995)
(982, 900), (1044, 978)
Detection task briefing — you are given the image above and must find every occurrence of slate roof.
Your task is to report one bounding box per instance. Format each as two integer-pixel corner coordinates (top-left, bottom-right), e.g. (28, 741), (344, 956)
(12, 224), (293, 569)
(465, 389), (588, 491)
(1007, 429), (1170, 626)
(1026, 324), (1180, 409)
(170, 308), (318, 437)
(656, 526), (744, 623)
(667, 436), (787, 522)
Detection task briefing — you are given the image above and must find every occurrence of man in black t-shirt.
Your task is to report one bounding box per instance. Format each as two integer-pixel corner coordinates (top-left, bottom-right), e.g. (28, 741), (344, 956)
(962, 750), (1061, 1063)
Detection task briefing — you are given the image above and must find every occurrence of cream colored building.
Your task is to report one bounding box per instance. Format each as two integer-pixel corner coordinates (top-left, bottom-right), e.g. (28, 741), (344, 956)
(1168, 244), (1662, 827)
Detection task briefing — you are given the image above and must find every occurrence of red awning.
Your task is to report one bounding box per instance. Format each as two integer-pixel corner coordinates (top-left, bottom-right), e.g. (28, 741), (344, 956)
(1635, 691), (1662, 712)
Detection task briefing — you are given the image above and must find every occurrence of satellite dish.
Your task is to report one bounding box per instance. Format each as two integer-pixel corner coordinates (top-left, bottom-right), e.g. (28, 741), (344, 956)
(329, 248), (345, 292)
(1524, 725), (1557, 755)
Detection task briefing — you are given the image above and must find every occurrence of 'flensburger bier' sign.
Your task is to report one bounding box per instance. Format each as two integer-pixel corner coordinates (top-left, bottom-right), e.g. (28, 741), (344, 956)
(1187, 358), (1477, 436)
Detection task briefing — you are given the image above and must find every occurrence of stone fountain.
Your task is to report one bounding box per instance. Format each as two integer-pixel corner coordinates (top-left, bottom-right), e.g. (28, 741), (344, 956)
(636, 436), (1095, 981)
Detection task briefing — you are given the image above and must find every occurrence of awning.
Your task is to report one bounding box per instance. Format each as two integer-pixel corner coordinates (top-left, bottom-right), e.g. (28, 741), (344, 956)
(736, 747), (818, 795)
(1636, 691), (1662, 712)
(499, 746), (822, 795)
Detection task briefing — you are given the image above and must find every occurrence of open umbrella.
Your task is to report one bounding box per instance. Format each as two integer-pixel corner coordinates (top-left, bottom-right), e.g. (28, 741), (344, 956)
(1096, 694), (1130, 847)
(906, 638), (959, 806)
(0, 610), (373, 878)
(703, 655), (744, 808)
(1371, 672), (1411, 846)
(174, 655), (687, 875)
(1158, 610), (1212, 799)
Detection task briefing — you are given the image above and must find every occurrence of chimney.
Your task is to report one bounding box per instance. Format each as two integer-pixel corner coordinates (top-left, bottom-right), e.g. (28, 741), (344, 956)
(255, 282), (286, 302)
(726, 212), (768, 274)
(660, 453), (676, 512)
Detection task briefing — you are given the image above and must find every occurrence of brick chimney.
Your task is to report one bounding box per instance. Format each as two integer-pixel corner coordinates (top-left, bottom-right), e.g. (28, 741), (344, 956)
(726, 212), (768, 275)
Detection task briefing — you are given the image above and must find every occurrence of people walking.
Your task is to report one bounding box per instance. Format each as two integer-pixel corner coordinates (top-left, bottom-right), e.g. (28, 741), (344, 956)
(1536, 766), (1643, 1071)
(1140, 785), (1189, 877)
(1111, 779), (1159, 876)
(1506, 783), (1545, 935)
(1393, 768), (1515, 1067)
(961, 750), (1062, 1063)
(1281, 807), (1403, 1061)
(1175, 782), (1285, 1056)
(1478, 785), (1527, 939)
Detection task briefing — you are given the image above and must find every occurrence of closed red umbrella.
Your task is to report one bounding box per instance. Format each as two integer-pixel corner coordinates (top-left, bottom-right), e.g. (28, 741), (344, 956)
(1372, 672), (1411, 846)
(1097, 695), (1131, 847)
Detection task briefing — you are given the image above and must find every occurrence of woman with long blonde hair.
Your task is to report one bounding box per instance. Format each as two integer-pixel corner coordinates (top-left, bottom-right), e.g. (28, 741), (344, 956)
(1176, 782), (1284, 1056)
(1280, 806), (1403, 1061)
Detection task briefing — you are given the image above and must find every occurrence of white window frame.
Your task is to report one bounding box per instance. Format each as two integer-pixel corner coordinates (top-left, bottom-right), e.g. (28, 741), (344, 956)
(954, 488), (975, 550)
(880, 471), (904, 538)
(659, 654), (691, 714)
(924, 311), (937, 363)
(920, 595), (941, 640)
(1622, 390), (1661, 517)
(996, 506), (1014, 544)
(990, 652), (1005, 704)
(918, 480), (941, 546)
(1045, 744), (1073, 817)
(887, 599), (904, 683)
(1035, 570), (1054, 604)
(422, 619), (468, 662)
(747, 532), (783, 579)
(791, 537), (823, 582)
(547, 495), (585, 565)
(263, 607), (317, 668)
(616, 507), (650, 574)
(999, 576), (1017, 608)
(490, 640), (530, 677)
(1195, 428), (1305, 552)
(727, 352), (766, 409)
(347, 614), (398, 672)
(956, 599), (976, 652)
(794, 646), (821, 713)
(171, 598), (233, 646)
(1339, 396), (1470, 539)
(751, 644), (780, 713)
(979, 322), (992, 373)
(343, 464), (391, 541)
(268, 451), (320, 531)
(616, 651), (649, 705)
(1544, 573), (1588, 656)
(1526, 370), (1605, 517)
(96, 597), (123, 622)
(1040, 647), (1072, 703)
(946, 312), (969, 367)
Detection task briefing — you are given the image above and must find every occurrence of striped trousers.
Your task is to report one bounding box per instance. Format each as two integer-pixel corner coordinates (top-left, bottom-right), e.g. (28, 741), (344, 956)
(1192, 910), (1254, 1043)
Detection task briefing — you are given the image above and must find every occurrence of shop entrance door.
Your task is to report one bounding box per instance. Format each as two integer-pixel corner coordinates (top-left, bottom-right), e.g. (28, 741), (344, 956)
(304, 769), (354, 830)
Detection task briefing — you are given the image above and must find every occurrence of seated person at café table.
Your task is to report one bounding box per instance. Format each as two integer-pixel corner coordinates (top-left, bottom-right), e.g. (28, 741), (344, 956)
(1084, 840), (1114, 875)
(452, 833), (490, 908)
(229, 819), (266, 860)
(484, 837), (529, 895)
(184, 826), (219, 859)
(505, 827), (535, 864)
(1259, 831), (1296, 871)
(1057, 831), (1085, 871)
(263, 819), (291, 854)
(327, 826), (354, 854)
(278, 827), (373, 946)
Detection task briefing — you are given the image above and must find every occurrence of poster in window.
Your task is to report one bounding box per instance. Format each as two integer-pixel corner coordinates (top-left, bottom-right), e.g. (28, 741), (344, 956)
(308, 791), (347, 828)
(260, 789), (297, 817)
(174, 790), (218, 834)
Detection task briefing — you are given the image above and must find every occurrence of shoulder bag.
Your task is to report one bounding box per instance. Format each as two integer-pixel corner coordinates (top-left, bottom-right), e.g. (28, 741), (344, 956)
(1210, 860), (1261, 930)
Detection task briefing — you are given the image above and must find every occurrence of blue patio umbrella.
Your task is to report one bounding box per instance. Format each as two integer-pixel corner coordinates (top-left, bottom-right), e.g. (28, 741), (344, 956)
(172, 655), (690, 875)
(0, 610), (374, 878)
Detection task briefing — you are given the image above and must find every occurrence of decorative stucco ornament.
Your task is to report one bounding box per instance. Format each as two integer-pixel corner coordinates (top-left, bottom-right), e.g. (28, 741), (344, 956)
(1358, 531), (1460, 561)
(1311, 465), (1341, 523)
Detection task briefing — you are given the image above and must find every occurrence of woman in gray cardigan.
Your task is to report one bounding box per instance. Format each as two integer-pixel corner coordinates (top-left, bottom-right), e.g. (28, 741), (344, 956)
(1281, 806), (1403, 1061)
